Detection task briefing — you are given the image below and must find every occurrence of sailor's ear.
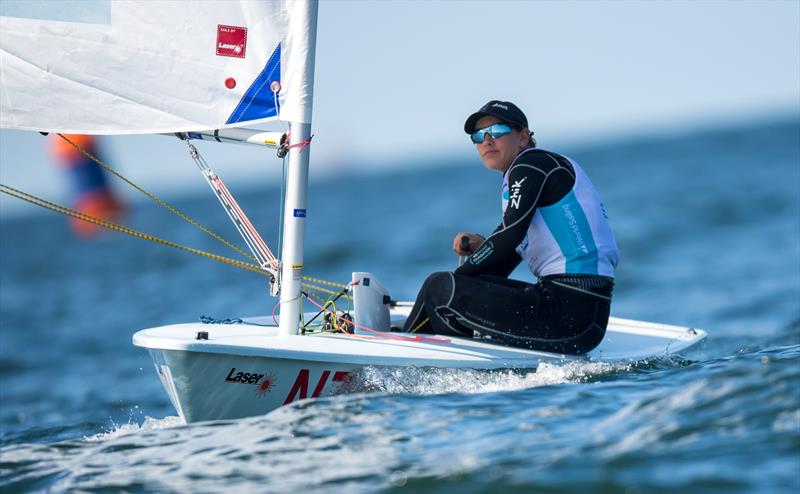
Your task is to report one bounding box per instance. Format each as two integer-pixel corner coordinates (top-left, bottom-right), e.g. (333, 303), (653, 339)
(518, 128), (531, 148)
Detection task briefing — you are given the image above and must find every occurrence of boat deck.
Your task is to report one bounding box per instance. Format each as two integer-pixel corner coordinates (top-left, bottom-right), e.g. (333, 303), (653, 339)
(133, 312), (706, 368)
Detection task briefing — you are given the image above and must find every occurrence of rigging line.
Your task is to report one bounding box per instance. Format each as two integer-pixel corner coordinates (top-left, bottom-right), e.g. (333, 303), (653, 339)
(303, 292), (448, 343)
(56, 133), (258, 265)
(212, 173), (277, 263)
(303, 290), (346, 332)
(3, 182), (357, 295)
(180, 146), (273, 269)
(0, 183), (268, 277)
(56, 135), (348, 293)
(278, 155), (286, 258)
(185, 140), (278, 268)
(302, 284), (350, 330)
(302, 276), (348, 289)
(271, 290), (305, 325)
(301, 282), (352, 300)
(285, 135), (314, 153)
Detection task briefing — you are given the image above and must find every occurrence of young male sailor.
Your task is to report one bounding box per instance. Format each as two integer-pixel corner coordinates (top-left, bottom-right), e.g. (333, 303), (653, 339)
(402, 100), (619, 354)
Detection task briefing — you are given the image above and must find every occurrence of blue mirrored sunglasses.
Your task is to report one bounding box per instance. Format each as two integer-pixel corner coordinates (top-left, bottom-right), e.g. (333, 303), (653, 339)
(470, 123), (514, 144)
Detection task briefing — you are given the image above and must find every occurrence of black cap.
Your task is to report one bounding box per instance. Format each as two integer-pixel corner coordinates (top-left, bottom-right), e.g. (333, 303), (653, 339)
(464, 100), (529, 134)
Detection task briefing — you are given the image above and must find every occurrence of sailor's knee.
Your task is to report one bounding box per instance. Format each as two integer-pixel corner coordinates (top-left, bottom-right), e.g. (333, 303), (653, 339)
(422, 271), (454, 304)
(423, 271), (451, 289)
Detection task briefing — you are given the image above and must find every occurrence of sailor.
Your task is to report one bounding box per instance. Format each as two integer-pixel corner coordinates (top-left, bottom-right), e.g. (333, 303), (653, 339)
(402, 100), (619, 354)
(49, 134), (124, 237)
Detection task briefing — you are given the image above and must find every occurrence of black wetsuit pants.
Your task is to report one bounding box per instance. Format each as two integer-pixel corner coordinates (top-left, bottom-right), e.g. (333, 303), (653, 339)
(401, 272), (614, 355)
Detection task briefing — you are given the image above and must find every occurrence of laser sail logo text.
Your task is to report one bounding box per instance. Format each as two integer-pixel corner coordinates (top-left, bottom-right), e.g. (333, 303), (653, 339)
(216, 25), (247, 58)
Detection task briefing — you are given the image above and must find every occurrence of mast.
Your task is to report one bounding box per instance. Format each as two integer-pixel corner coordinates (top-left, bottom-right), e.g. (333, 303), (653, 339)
(277, 122), (311, 336)
(278, 0), (318, 337)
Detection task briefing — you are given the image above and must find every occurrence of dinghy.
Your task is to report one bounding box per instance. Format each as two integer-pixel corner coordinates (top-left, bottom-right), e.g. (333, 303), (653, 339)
(1, 0), (706, 424)
(133, 303), (705, 423)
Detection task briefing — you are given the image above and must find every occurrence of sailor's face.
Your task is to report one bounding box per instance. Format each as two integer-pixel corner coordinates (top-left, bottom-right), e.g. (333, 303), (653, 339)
(473, 116), (528, 173)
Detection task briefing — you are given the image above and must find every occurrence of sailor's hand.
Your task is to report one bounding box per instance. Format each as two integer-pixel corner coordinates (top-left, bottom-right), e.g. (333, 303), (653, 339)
(453, 232), (485, 255)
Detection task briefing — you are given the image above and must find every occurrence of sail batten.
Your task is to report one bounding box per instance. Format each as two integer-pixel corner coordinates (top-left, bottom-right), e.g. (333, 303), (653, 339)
(0, 0), (316, 133)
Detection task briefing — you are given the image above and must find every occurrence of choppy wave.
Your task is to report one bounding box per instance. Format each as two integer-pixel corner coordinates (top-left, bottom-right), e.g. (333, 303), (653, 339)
(1, 345), (797, 493)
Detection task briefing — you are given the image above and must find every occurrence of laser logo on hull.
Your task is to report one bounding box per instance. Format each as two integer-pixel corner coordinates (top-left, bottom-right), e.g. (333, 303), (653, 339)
(224, 368), (277, 396)
(224, 367), (265, 385)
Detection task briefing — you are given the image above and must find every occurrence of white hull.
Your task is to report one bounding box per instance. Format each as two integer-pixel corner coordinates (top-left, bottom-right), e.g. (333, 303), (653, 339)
(133, 306), (706, 423)
(146, 346), (357, 423)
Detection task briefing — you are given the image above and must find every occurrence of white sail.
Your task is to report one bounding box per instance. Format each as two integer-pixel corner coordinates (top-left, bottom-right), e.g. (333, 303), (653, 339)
(0, 0), (317, 133)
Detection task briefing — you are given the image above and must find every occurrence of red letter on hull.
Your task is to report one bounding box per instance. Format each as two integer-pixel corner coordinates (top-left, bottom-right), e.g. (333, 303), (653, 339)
(284, 369), (354, 405)
(284, 369), (310, 405)
(312, 370), (331, 398)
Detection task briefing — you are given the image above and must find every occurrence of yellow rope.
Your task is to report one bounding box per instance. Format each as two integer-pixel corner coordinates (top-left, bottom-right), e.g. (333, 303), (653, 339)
(302, 276), (347, 289)
(302, 282), (352, 300)
(303, 291), (344, 333)
(3, 183), (357, 299)
(0, 183), (268, 277)
(57, 133), (258, 264)
(59, 133), (348, 292)
(13, 169), (401, 333)
(409, 316), (430, 333)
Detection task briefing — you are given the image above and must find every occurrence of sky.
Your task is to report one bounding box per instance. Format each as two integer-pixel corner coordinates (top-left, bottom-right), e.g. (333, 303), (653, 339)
(1, 0), (799, 210)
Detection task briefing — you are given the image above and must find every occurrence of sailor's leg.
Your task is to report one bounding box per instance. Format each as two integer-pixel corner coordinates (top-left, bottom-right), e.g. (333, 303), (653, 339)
(408, 272), (612, 353)
(402, 299), (431, 333)
(402, 271), (481, 335)
(424, 272), (475, 337)
(423, 273), (542, 338)
(480, 281), (612, 354)
(403, 272), (451, 333)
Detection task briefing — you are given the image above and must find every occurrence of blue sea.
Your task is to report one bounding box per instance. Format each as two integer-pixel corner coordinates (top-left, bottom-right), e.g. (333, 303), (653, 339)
(1, 117), (798, 493)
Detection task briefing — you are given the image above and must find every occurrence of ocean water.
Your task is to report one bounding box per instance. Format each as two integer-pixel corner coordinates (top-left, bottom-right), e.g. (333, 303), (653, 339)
(1, 117), (798, 493)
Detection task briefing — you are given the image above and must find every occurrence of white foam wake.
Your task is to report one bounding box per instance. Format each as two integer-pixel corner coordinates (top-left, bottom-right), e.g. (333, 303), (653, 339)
(84, 415), (184, 442)
(358, 360), (633, 396)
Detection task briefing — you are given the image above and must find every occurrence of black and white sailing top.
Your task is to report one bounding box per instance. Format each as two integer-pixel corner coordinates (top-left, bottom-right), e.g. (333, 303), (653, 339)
(456, 148), (619, 279)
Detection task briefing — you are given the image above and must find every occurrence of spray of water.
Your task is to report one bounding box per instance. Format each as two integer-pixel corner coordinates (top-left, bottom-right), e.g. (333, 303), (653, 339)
(356, 360), (637, 396)
(85, 415), (184, 442)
